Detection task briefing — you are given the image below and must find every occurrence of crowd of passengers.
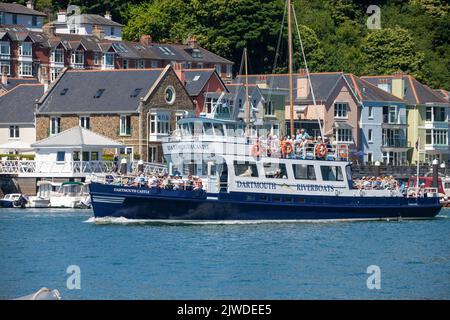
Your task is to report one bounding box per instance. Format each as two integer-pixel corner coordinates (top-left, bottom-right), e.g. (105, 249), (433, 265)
(253, 129), (336, 160)
(353, 176), (402, 191)
(105, 171), (205, 191)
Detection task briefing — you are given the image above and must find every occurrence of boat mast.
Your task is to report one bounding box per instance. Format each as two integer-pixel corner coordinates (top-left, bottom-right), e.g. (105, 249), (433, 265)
(287, 0), (295, 138)
(244, 47), (251, 136)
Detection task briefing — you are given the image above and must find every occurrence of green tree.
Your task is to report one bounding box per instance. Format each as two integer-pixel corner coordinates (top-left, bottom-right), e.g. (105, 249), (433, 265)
(361, 26), (424, 77)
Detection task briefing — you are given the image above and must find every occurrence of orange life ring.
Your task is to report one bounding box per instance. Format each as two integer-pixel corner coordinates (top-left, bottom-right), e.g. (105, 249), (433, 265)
(338, 145), (348, 158)
(251, 143), (264, 157)
(315, 143), (327, 158)
(282, 141), (293, 155)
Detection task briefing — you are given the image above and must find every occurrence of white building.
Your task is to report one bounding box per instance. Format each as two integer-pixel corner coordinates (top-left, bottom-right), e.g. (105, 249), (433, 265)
(52, 10), (123, 40)
(0, 1), (46, 32)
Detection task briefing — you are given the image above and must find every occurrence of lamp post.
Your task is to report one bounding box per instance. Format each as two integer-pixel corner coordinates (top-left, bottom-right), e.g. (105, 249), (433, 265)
(374, 161), (381, 178)
(432, 159), (439, 188)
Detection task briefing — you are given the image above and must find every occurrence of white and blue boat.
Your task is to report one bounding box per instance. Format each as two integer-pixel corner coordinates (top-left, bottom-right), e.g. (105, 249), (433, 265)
(89, 117), (441, 221)
(90, 1), (441, 221)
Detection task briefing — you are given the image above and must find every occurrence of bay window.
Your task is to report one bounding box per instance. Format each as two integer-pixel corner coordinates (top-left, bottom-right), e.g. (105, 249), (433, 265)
(19, 62), (33, 76)
(425, 129), (448, 146)
(0, 60), (10, 75)
(150, 113), (170, 135)
(334, 128), (352, 143)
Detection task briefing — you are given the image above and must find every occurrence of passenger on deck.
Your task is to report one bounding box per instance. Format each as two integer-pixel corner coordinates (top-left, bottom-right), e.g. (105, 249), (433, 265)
(240, 166), (253, 177)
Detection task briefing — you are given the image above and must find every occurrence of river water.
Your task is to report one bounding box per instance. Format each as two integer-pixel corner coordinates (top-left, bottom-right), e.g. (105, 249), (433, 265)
(1, 208), (449, 299)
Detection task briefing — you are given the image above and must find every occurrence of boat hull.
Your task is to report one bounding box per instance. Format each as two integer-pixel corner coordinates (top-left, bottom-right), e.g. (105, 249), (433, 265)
(89, 183), (442, 220)
(0, 200), (14, 208)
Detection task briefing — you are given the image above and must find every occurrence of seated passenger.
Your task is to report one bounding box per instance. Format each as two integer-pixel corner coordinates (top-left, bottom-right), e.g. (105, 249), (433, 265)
(239, 166), (253, 177)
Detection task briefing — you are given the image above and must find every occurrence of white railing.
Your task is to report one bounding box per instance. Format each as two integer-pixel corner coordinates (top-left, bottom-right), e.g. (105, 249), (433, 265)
(0, 160), (167, 176)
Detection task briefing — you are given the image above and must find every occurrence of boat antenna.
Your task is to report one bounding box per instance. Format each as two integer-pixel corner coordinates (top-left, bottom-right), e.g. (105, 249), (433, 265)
(292, 3), (324, 138)
(287, 0), (295, 137)
(244, 47), (251, 136)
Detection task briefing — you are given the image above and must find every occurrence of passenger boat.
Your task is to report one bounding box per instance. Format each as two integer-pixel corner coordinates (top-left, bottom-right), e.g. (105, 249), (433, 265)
(90, 0), (441, 221)
(50, 181), (90, 209)
(26, 181), (61, 208)
(89, 118), (441, 220)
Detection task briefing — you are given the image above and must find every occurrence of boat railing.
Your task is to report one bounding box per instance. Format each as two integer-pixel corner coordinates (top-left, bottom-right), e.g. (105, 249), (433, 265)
(0, 160), (167, 176)
(404, 187), (439, 198)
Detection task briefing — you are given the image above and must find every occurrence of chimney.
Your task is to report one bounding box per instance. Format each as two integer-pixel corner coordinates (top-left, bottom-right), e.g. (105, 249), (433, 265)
(43, 79), (49, 93)
(104, 11), (111, 20)
(92, 25), (105, 40)
(173, 63), (185, 84)
(57, 10), (67, 23)
(391, 72), (405, 99)
(296, 72), (310, 99)
(43, 23), (56, 37)
(140, 35), (152, 46)
(26, 0), (33, 10)
(187, 36), (198, 49)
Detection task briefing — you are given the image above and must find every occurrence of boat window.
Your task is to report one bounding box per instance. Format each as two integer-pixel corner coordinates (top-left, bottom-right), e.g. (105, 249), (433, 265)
(203, 122), (214, 135)
(296, 197), (305, 203)
(263, 162), (288, 179)
(272, 196), (281, 202)
(293, 164), (316, 180)
(234, 161), (258, 177)
(260, 195), (268, 201)
(320, 165), (344, 181)
(283, 197), (293, 203)
(181, 123), (191, 136)
(246, 195), (256, 201)
(213, 123), (224, 136)
(226, 124), (236, 136)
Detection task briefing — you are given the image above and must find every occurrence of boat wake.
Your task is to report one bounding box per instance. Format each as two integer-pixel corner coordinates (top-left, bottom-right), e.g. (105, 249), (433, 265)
(83, 216), (402, 225)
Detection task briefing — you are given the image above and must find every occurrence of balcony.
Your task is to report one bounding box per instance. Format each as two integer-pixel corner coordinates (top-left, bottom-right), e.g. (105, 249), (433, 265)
(381, 138), (410, 150)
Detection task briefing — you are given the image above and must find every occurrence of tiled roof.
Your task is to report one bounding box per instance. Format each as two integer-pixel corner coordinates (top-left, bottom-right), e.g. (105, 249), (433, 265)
(344, 74), (406, 104)
(0, 26), (234, 65)
(361, 75), (449, 105)
(37, 69), (166, 114)
(183, 69), (227, 96)
(0, 84), (44, 124)
(51, 14), (123, 27)
(0, 77), (39, 91)
(31, 126), (124, 148)
(234, 72), (346, 103)
(0, 3), (46, 16)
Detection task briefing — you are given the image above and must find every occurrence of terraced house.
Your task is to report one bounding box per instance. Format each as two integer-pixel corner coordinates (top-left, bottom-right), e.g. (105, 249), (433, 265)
(35, 66), (195, 163)
(345, 74), (409, 165)
(0, 2), (45, 32)
(363, 74), (450, 165)
(0, 24), (234, 82)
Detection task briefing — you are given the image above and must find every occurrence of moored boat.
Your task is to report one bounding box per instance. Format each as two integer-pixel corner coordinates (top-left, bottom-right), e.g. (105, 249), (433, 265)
(26, 181), (61, 208)
(50, 181), (90, 209)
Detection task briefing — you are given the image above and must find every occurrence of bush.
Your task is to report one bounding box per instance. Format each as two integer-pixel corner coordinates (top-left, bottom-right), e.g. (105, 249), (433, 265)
(0, 154), (35, 160)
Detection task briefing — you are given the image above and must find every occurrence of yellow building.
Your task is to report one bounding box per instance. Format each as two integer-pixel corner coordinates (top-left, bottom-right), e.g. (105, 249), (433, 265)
(362, 74), (450, 165)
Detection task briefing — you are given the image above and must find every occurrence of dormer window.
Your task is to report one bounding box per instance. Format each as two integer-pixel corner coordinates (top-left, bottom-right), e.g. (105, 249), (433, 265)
(51, 48), (64, 63)
(71, 50), (84, 66)
(191, 48), (202, 58)
(19, 42), (32, 57)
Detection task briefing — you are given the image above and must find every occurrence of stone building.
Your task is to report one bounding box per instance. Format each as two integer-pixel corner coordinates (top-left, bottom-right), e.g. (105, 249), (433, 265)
(35, 65), (195, 163)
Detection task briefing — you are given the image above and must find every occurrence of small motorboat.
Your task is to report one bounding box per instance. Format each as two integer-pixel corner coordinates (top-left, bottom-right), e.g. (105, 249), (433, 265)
(50, 181), (90, 208)
(26, 181), (61, 208)
(0, 193), (27, 208)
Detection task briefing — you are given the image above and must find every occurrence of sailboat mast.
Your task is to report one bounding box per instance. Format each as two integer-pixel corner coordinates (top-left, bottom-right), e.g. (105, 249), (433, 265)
(287, 0), (295, 138)
(244, 47), (250, 135)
